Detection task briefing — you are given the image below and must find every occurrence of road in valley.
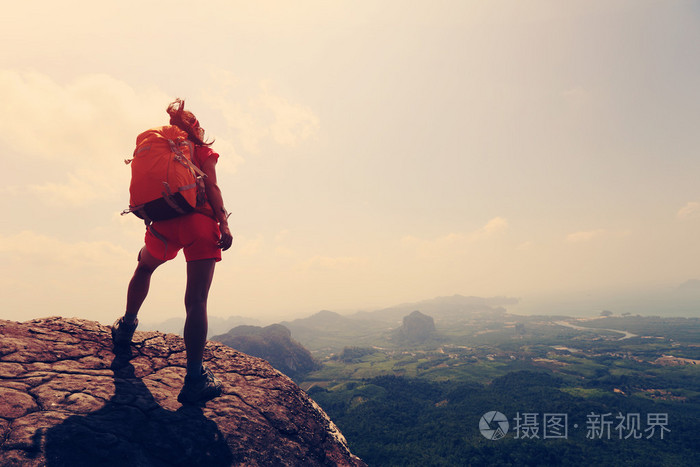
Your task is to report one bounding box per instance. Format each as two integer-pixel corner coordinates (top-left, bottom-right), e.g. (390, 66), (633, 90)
(554, 320), (638, 339)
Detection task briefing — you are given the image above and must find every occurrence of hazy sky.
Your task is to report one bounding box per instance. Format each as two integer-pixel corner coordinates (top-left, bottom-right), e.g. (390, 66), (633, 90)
(2, 0), (700, 324)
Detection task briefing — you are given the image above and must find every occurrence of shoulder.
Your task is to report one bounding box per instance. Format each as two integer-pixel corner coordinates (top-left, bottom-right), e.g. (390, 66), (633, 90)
(194, 145), (220, 165)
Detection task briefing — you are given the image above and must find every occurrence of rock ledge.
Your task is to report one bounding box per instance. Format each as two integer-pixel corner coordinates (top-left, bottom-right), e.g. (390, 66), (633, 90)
(0, 317), (365, 466)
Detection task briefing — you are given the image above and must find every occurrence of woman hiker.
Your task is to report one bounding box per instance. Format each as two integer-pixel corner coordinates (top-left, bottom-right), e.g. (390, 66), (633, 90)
(111, 99), (234, 404)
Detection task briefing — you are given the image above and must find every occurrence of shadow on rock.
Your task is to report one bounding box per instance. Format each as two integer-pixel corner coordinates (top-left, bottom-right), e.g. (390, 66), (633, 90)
(44, 354), (233, 466)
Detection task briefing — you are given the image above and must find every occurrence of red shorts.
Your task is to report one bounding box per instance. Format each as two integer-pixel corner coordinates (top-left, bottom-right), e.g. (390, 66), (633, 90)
(144, 213), (222, 262)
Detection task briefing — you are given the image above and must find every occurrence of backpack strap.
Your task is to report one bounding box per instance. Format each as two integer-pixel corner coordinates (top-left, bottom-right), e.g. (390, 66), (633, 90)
(160, 182), (190, 215)
(121, 204), (152, 223)
(167, 139), (207, 179)
(146, 224), (169, 258)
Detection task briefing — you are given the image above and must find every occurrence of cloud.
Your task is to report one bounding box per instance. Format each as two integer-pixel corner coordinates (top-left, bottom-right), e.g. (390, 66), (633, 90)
(202, 71), (320, 155)
(235, 234), (265, 257)
(0, 70), (172, 207)
(0, 230), (129, 267)
(258, 81), (320, 147)
(517, 241), (535, 251)
(207, 136), (245, 175)
(562, 86), (592, 111)
(0, 70), (169, 162)
(28, 167), (126, 206)
(566, 229), (606, 243)
(0, 69), (318, 208)
(677, 202), (700, 220)
(475, 216), (509, 239)
(401, 217), (509, 257)
(301, 255), (368, 271)
(0, 230), (135, 323)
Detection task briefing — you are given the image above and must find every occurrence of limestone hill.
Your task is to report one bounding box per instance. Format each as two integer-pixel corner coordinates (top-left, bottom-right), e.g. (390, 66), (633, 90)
(0, 318), (365, 466)
(395, 310), (436, 344)
(211, 324), (320, 380)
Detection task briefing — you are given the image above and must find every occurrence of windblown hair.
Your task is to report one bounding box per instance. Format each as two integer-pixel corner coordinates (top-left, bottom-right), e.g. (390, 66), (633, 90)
(166, 98), (214, 146)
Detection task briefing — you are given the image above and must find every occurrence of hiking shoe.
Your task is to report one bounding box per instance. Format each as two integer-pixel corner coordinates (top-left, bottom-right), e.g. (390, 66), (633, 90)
(177, 366), (223, 404)
(111, 316), (138, 346)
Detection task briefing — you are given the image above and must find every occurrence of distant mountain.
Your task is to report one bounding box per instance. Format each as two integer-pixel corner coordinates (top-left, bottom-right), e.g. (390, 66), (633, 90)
(277, 296), (519, 353)
(395, 311), (436, 344)
(144, 295), (519, 357)
(139, 317), (185, 336)
(141, 315), (260, 338)
(353, 294), (515, 324)
(211, 324), (319, 379)
(677, 279), (700, 292)
(280, 310), (390, 352)
(286, 310), (355, 330)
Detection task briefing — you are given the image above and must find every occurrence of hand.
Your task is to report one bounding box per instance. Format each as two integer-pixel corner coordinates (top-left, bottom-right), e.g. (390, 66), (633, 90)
(218, 223), (233, 251)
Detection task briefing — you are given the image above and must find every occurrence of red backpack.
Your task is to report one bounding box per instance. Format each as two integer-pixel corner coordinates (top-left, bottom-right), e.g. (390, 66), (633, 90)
(122, 125), (206, 223)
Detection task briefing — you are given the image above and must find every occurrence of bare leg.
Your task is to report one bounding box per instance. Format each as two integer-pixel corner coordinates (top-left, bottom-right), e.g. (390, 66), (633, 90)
(183, 258), (216, 376)
(125, 247), (165, 321)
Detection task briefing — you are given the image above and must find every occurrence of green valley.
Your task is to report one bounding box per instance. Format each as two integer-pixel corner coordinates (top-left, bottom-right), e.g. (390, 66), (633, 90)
(282, 297), (700, 466)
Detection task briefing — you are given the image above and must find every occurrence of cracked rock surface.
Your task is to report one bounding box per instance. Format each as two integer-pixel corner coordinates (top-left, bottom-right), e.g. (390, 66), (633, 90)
(0, 317), (365, 466)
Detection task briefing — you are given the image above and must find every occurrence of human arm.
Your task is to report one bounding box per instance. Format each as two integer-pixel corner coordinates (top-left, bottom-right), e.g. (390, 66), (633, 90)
(199, 156), (233, 251)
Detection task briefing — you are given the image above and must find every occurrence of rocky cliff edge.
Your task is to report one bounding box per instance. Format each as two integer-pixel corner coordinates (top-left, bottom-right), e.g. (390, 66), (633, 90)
(0, 317), (365, 466)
